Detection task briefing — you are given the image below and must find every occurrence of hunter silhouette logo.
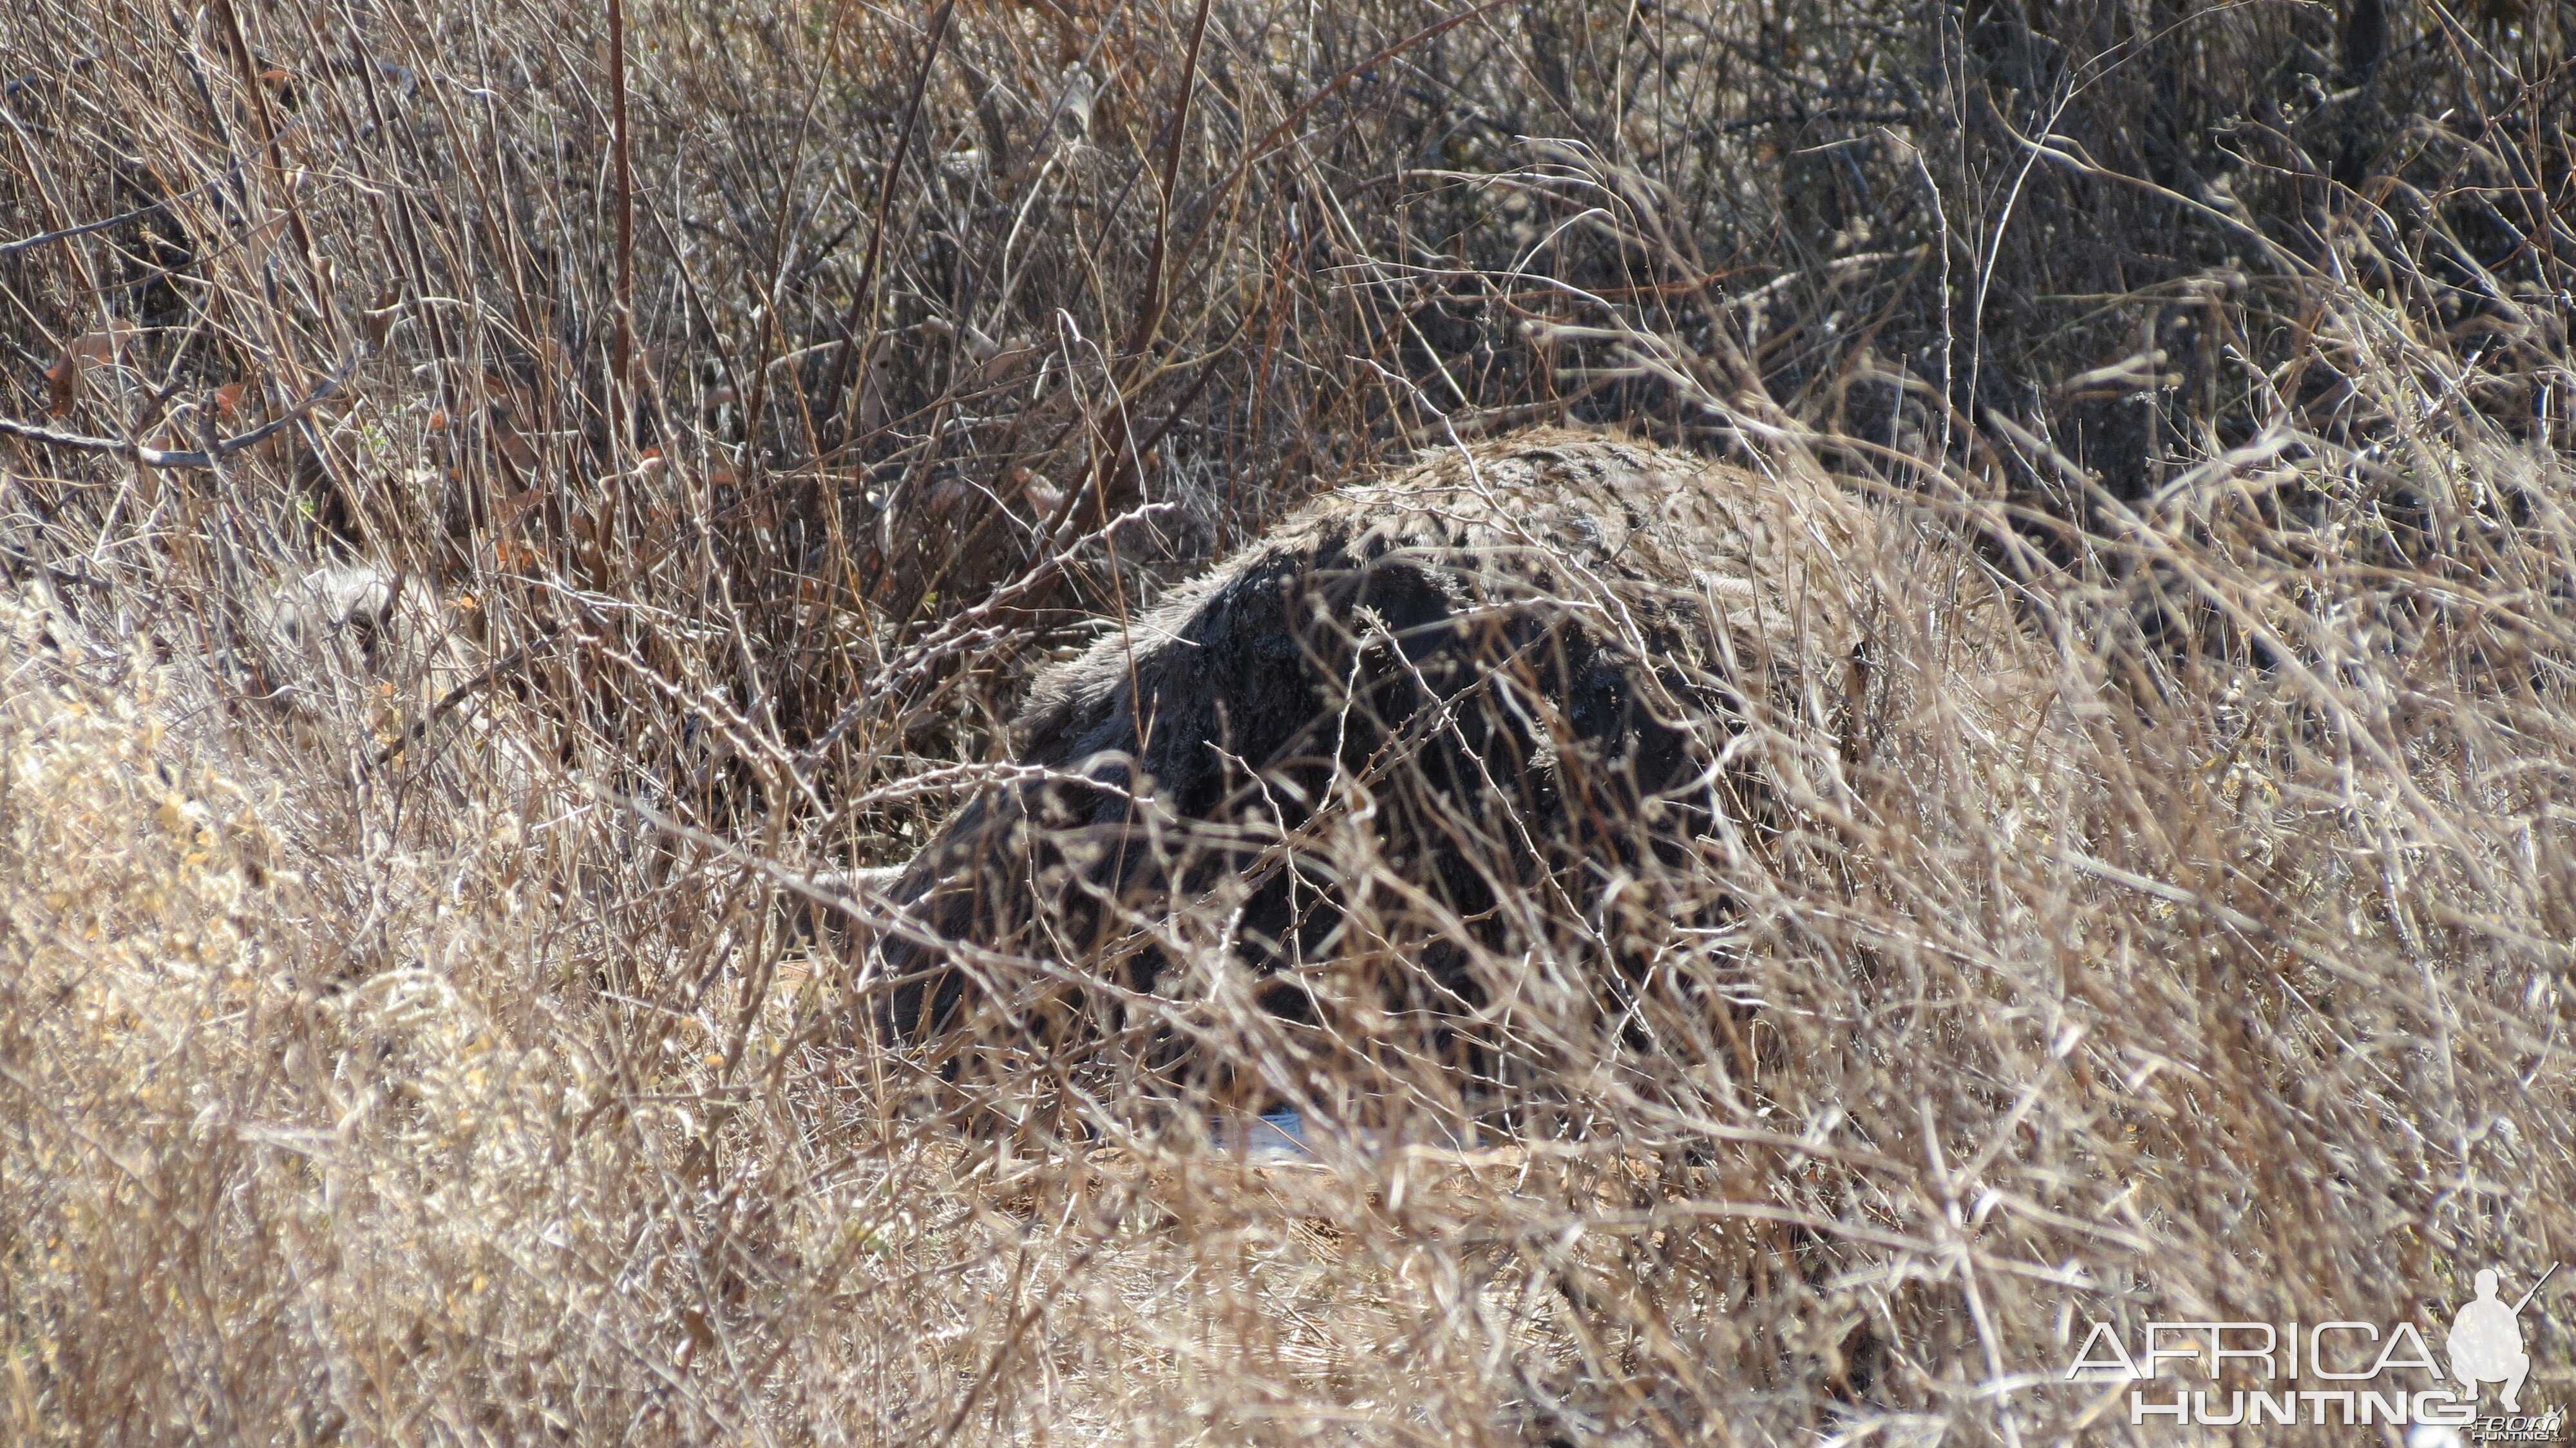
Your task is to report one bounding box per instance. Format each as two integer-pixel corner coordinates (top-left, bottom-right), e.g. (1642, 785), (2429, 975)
(2062, 1261), (2563, 1434)
(2450, 1265), (2554, 1413)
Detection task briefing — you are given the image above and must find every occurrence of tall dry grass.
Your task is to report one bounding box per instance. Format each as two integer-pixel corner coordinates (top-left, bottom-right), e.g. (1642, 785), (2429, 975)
(2, 0), (2571, 1441)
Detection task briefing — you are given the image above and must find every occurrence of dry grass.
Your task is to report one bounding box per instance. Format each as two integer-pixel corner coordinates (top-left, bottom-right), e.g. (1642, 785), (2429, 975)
(3, 0), (2572, 1441)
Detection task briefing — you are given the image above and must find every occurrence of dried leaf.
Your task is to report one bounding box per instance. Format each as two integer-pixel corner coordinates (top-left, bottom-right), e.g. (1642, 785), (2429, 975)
(491, 486), (551, 535)
(43, 321), (138, 417)
(493, 426), (537, 470)
(363, 290), (402, 347)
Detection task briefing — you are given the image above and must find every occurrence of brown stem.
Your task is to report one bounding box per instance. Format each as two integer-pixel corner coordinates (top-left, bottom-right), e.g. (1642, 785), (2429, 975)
(608, 0), (636, 437)
(1122, 0), (1215, 364)
(818, 0), (959, 448)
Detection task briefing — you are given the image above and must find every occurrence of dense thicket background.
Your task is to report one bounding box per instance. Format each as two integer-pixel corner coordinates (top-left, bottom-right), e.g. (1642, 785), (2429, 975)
(3, 0), (2571, 1440)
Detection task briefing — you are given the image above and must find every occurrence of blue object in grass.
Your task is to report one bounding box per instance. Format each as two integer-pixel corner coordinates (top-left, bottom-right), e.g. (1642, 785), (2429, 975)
(1246, 1108), (1309, 1159)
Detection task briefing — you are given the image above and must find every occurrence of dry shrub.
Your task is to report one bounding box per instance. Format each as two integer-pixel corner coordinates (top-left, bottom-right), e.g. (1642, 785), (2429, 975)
(1, 0), (2571, 1441)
